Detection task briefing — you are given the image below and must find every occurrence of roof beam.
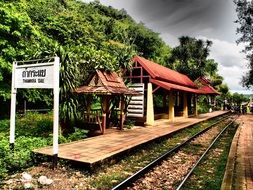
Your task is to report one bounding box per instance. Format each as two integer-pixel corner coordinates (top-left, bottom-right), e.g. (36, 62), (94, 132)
(152, 86), (160, 94)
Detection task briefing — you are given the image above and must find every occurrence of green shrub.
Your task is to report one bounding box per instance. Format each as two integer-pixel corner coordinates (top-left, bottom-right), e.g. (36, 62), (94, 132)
(0, 112), (88, 179)
(15, 112), (53, 137)
(66, 128), (88, 141)
(35, 119), (53, 137)
(124, 119), (135, 129)
(0, 120), (9, 133)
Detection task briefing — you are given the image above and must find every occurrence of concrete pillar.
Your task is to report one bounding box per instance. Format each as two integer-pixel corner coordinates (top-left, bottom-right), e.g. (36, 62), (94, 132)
(168, 91), (175, 121)
(146, 83), (154, 126)
(183, 92), (188, 118)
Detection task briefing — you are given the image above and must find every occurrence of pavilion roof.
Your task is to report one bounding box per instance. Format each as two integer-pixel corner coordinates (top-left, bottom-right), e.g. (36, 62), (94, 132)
(75, 70), (139, 96)
(198, 85), (220, 95)
(195, 77), (220, 95)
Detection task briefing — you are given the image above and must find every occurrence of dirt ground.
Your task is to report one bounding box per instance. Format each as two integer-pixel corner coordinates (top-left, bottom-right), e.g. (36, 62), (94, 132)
(1, 162), (92, 190)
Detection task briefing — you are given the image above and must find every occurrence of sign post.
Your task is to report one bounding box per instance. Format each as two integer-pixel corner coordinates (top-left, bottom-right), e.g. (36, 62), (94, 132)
(52, 57), (60, 168)
(9, 62), (17, 151)
(9, 57), (60, 168)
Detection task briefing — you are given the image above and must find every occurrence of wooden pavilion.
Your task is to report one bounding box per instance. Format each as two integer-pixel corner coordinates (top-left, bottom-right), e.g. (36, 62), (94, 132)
(75, 70), (139, 134)
(124, 56), (219, 125)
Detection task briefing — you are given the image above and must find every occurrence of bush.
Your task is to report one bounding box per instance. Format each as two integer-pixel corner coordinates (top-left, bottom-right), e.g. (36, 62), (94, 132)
(198, 96), (210, 114)
(0, 112), (88, 179)
(124, 119), (135, 129)
(15, 112), (53, 137)
(66, 128), (88, 141)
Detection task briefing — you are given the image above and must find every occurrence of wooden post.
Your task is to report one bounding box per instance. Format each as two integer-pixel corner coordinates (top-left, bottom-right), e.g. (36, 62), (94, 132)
(86, 95), (92, 122)
(168, 91), (175, 121)
(183, 92), (188, 118)
(119, 96), (125, 130)
(163, 93), (167, 108)
(194, 94), (198, 117)
(101, 96), (108, 134)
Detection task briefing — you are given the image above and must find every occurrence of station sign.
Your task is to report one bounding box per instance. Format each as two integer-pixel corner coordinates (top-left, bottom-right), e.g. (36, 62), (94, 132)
(14, 63), (54, 89)
(10, 57), (60, 167)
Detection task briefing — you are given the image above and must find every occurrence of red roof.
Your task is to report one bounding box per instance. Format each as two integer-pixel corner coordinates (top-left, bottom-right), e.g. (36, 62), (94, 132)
(151, 79), (202, 94)
(198, 85), (220, 95)
(195, 77), (220, 95)
(133, 56), (197, 88)
(75, 70), (139, 95)
(196, 76), (211, 86)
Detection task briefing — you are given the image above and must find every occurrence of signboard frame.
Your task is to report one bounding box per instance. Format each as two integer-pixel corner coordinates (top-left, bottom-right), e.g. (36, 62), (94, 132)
(9, 57), (60, 168)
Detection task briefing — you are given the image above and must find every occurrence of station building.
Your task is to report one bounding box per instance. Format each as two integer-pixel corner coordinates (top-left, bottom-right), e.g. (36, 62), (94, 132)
(124, 56), (219, 126)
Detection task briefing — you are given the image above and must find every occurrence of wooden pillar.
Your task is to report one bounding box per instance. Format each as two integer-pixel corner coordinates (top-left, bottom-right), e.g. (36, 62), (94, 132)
(183, 92), (188, 118)
(168, 91), (175, 121)
(146, 83), (154, 126)
(119, 95), (125, 130)
(86, 95), (92, 122)
(194, 94), (198, 117)
(101, 96), (109, 134)
(163, 93), (167, 108)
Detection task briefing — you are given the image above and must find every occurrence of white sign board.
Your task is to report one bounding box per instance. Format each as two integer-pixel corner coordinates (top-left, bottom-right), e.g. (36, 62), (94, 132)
(14, 63), (54, 89)
(10, 57), (60, 165)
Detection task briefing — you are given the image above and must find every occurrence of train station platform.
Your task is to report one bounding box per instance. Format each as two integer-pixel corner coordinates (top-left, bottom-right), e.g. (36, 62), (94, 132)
(34, 111), (228, 166)
(222, 114), (253, 190)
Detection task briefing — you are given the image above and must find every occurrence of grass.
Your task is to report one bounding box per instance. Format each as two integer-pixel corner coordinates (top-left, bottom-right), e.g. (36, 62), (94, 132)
(0, 112), (88, 179)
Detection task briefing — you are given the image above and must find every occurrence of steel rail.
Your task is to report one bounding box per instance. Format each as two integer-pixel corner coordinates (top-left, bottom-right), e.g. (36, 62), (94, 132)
(111, 114), (233, 190)
(176, 117), (238, 190)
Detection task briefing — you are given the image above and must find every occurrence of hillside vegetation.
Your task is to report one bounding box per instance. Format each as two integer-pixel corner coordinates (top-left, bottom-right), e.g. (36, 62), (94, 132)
(0, 0), (171, 117)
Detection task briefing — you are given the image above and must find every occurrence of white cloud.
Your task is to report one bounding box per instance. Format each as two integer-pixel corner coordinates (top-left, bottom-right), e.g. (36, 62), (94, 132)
(199, 37), (253, 94)
(209, 38), (246, 68)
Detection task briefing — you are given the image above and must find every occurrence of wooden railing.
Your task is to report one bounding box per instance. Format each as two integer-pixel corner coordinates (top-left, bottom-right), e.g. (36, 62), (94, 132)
(83, 109), (102, 132)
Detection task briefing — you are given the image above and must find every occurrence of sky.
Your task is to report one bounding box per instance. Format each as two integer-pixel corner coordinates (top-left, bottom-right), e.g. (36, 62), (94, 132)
(84, 0), (253, 95)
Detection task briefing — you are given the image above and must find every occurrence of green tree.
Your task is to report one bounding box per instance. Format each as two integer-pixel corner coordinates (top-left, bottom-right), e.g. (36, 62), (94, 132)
(168, 36), (213, 80)
(231, 92), (248, 105)
(0, 1), (39, 100)
(234, 0), (253, 88)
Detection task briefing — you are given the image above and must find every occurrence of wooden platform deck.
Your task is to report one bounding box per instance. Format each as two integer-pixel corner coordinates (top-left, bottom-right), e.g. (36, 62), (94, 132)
(221, 114), (253, 190)
(33, 111), (228, 166)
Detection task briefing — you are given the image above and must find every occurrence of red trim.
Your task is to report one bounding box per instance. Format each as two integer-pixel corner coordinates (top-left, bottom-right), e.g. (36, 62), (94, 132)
(150, 79), (203, 94)
(133, 56), (157, 79)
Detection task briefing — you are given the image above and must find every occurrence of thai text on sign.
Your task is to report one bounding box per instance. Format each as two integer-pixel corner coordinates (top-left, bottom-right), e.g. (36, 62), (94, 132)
(14, 63), (54, 89)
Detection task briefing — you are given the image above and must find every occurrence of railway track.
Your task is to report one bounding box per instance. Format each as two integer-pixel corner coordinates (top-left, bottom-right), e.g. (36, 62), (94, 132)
(111, 114), (237, 190)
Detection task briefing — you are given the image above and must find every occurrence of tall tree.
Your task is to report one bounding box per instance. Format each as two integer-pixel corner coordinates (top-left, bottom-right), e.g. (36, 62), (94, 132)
(234, 0), (253, 88)
(168, 36), (213, 80)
